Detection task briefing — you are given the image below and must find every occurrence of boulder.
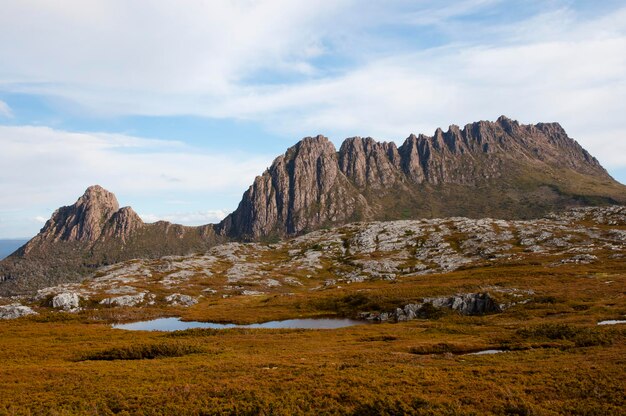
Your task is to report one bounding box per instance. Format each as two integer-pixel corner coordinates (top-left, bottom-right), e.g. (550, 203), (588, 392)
(360, 292), (501, 322)
(100, 292), (146, 307)
(0, 303), (37, 319)
(51, 292), (81, 311)
(164, 293), (198, 307)
(423, 293), (501, 315)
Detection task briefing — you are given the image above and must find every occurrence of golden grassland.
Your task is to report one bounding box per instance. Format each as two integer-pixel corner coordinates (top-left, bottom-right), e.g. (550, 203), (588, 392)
(1, 256), (625, 415)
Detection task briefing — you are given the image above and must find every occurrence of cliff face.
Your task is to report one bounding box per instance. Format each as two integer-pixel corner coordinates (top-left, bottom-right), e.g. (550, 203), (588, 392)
(218, 136), (371, 239)
(218, 116), (622, 239)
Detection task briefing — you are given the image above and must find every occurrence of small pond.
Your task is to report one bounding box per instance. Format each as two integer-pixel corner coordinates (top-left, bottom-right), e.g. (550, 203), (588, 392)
(465, 349), (505, 356)
(113, 317), (366, 331)
(597, 320), (626, 326)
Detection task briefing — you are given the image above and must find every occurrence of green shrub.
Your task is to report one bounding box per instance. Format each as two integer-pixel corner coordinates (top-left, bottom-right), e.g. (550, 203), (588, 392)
(352, 397), (429, 415)
(409, 343), (460, 355)
(166, 328), (222, 338)
(516, 324), (615, 347)
(79, 342), (204, 361)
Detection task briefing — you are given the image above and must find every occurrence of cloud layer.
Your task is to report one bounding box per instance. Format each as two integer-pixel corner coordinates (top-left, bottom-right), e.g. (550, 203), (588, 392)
(1, 1), (624, 168)
(139, 210), (230, 226)
(0, 125), (271, 236)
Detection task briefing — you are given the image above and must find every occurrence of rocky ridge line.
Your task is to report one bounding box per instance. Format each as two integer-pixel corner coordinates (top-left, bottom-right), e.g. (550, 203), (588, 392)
(218, 116), (622, 239)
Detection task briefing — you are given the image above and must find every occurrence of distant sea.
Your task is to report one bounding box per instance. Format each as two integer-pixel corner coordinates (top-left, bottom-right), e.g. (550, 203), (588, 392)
(0, 239), (29, 260)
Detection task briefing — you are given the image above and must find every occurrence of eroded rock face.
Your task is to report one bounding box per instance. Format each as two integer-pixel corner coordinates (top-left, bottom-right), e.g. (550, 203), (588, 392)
(101, 207), (144, 243)
(0, 303), (37, 319)
(219, 135), (370, 239)
(2, 118), (625, 296)
(32, 185), (122, 245)
(0, 186), (222, 296)
(339, 137), (401, 188)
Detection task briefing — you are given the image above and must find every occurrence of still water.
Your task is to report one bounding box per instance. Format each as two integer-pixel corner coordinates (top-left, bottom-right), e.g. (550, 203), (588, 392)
(597, 320), (626, 326)
(113, 317), (366, 331)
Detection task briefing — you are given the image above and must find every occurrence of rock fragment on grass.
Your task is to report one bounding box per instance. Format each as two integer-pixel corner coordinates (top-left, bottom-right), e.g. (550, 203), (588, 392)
(0, 303), (37, 319)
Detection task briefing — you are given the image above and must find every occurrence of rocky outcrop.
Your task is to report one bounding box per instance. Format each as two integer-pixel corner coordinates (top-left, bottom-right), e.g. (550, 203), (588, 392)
(100, 293), (146, 307)
(0, 303), (37, 319)
(101, 206), (144, 243)
(51, 292), (81, 312)
(339, 137), (402, 188)
(30, 185), (121, 246)
(165, 293), (198, 307)
(422, 293), (502, 315)
(359, 293), (502, 322)
(9, 205), (625, 314)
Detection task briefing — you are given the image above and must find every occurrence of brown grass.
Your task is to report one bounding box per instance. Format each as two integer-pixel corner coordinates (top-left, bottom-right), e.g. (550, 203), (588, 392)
(0, 254), (624, 415)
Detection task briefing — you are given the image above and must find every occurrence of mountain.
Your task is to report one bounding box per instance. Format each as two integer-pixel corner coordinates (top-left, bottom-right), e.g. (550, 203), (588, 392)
(0, 186), (223, 295)
(1, 116), (625, 295)
(217, 116), (625, 239)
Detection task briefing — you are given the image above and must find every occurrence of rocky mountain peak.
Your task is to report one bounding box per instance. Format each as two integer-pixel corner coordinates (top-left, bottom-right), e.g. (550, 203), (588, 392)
(339, 137), (401, 188)
(102, 206), (144, 243)
(219, 117), (624, 240)
(219, 135), (370, 239)
(37, 185), (120, 245)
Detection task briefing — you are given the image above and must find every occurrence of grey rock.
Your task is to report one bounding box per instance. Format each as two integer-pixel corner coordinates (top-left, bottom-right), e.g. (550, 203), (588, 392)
(423, 293), (502, 315)
(105, 286), (138, 295)
(558, 254), (598, 265)
(241, 290), (265, 296)
(0, 303), (37, 319)
(360, 293), (501, 322)
(100, 293), (146, 307)
(164, 293), (198, 307)
(51, 292), (81, 311)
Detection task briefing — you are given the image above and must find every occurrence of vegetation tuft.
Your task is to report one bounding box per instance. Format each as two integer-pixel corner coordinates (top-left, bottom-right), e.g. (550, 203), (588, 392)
(79, 342), (205, 361)
(515, 323), (619, 347)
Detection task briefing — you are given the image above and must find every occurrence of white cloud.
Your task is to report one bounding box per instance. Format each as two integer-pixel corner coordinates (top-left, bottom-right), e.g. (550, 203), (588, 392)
(0, 1), (353, 102)
(34, 216), (47, 223)
(2, 2), (624, 172)
(204, 9), (626, 170)
(0, 125), (272, 210)
(0, 100), (12, 118)
(0, 0), (624, 199)
(139, 210), (230, 226)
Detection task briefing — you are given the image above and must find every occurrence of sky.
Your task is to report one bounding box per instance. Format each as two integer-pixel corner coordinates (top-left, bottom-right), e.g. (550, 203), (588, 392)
(1, 0), (625, 239)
